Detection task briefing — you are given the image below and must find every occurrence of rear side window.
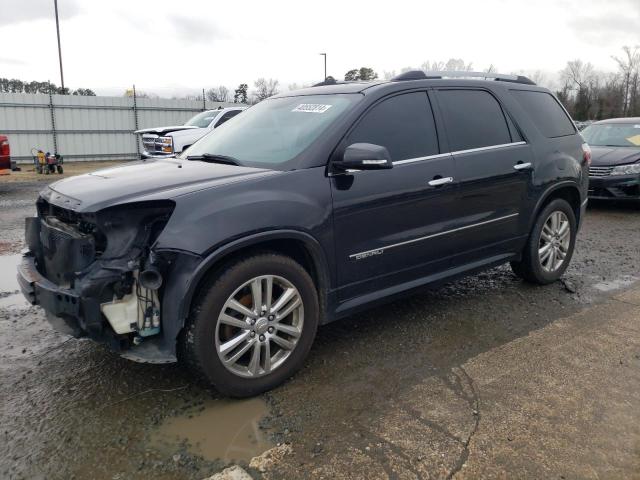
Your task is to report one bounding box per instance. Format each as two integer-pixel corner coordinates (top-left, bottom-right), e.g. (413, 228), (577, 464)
(510, 90), (576, 138)
(347, 92), (439, 161)
(437, 90), (512, 151)
(215, 110), (241, 127)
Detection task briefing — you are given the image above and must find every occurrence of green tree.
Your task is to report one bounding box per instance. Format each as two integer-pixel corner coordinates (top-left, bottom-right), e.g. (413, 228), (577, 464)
(344, 67), (378, 81)
(0, 77), (95, 95)
(72, 88), (96, 96)
(234, 83), (248, 103)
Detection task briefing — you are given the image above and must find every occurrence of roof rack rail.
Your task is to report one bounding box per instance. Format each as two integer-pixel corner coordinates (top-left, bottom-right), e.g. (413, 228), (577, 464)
(391, 70), (536, 85)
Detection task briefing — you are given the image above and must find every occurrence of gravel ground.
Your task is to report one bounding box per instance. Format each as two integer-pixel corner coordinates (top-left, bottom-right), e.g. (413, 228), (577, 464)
(1, 173), (639, 479)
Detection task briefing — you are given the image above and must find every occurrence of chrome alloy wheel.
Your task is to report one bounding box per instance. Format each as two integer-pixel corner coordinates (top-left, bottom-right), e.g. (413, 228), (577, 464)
(215, 275), (304, 378)
(538, 211), (571, 272)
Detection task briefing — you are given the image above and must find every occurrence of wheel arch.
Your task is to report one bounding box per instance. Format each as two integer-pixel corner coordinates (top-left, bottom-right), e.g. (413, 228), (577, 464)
(530, 181), (583, 230)
(178, 230), (331, 326)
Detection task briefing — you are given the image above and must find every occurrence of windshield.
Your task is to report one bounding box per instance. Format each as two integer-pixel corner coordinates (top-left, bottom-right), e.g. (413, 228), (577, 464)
(581, 123), (640, 147)
(185, 111), (220, 128)
(180, 95), (358, 168)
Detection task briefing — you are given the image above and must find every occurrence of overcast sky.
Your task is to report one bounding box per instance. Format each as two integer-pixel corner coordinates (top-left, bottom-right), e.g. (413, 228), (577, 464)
(1, 0), (639, 97)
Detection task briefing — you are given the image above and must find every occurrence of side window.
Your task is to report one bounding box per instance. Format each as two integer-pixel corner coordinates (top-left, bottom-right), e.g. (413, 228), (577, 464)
(437, 90), (512, 151)
(215, 110), (241, 128)
(346, 92), (439, 161)
(510, 90), (576, 138)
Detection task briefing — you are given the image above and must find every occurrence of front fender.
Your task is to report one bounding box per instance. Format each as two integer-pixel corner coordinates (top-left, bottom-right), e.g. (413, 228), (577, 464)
(155, 229), (332, 356)
(181, 229), (330, 321)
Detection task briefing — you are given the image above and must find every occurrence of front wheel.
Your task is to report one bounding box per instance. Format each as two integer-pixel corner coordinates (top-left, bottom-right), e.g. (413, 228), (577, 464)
(511, 198), (577, 284)
(180, 253), (319, 397)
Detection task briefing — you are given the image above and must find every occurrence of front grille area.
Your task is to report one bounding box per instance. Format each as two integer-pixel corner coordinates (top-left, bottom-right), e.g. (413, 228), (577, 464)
(142, 135), (172, 154)
(589, 166), (615, 177)
(142, 135), (159, 153)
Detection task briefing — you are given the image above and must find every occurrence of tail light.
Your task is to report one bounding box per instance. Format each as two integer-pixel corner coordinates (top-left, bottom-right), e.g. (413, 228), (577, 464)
(0, 140), (9, 157)
(581, 143), (591, 166)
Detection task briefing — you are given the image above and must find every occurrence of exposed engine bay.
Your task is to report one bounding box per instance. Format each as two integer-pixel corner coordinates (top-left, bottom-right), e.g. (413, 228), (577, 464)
(20, 188), (175, 356)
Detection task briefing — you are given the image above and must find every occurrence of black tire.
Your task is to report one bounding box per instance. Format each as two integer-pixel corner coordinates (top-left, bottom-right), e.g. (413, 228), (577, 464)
(57, 165), (63, 174)
(510, 198), (577, 284)
(180, 253), (319, 397)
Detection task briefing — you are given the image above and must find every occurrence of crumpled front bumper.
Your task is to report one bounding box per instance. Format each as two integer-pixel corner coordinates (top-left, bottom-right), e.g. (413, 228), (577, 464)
(17, 251), (85, 337)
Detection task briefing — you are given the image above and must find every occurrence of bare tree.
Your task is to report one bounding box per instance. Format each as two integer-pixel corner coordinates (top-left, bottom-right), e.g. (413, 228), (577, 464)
(445, 58), (473, 71)
(528, 70), (547, 87)
(420, 59), (472, 72)
(612, 45), (640, 115)
(216, 86), (229, 102)
(253, 78), (279, 102)
(421, 60), (446, 71)
(561, 59), (596, 90)
(205, 86), (230, 102)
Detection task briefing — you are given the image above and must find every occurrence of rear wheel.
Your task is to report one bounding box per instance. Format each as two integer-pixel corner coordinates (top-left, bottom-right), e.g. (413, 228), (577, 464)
(510, 198), (577, 284)
(180, 253), (319, 397)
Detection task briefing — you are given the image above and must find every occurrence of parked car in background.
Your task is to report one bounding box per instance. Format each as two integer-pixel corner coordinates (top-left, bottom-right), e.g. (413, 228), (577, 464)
(18, 71), (588, 396)
(582, 118), (640, 200)
(575, 120), (594, 131)
(136, 107), (246, 158)
(0, 135), (10, 174)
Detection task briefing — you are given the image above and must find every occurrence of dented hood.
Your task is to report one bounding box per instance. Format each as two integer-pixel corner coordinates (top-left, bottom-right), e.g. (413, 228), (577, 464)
(44, 159), (278, 212)
(135, 125), (200, 135)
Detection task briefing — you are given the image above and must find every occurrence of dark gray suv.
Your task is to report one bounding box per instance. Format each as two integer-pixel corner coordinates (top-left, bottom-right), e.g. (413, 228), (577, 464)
(18, 71), (590, 396)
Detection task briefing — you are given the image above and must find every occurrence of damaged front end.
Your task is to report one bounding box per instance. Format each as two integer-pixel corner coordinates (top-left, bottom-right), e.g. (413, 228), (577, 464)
(17, 190), (184, 363)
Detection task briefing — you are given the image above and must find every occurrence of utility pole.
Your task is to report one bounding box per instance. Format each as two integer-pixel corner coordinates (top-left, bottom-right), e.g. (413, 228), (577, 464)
(319, 53), (327, 81)
(53, 0), (65, 91)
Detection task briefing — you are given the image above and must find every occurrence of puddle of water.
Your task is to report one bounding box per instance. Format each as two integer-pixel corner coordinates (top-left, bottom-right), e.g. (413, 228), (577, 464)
(0, 292), (30, 309)
(592, 275), (639, 292)
(0, 254), (22, 292)
(150, 397), (273, 463)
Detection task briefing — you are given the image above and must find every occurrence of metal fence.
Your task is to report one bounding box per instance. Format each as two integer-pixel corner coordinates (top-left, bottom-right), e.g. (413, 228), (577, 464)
(0, 91), (237, 163)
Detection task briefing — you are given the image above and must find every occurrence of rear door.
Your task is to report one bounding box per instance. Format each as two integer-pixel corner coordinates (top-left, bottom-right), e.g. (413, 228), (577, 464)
(433, 88), (533, 265)
(330, 91), (458, 302)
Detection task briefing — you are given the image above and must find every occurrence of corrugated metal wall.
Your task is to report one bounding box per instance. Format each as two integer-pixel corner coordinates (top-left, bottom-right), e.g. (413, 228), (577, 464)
(0, 93), (237, 162)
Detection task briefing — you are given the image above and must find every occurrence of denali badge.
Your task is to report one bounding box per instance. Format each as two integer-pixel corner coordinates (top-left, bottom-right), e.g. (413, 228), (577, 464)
(353, 249), (384, 260)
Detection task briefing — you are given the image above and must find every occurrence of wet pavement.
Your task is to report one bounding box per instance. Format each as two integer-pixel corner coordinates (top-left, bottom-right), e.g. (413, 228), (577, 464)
(1, 179), (639, 479)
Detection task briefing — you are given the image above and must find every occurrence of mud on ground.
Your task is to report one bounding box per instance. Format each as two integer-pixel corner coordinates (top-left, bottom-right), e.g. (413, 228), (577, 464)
(1, 171), (639, 479)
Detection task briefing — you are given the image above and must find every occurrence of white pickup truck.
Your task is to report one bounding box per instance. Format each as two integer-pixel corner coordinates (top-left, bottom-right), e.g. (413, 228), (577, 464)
(136, 107), (246, 158)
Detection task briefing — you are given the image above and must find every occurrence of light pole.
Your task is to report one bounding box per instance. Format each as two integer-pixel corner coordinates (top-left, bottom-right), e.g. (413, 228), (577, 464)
(53, 0), (65, 91)
(319, 53), (327, 81)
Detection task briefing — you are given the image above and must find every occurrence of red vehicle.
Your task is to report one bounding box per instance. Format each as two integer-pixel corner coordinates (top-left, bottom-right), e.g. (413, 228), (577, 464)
(0, 135), (10, 175)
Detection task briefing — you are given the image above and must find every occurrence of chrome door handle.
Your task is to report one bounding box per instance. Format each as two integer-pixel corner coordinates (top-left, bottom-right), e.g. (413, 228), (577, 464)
(513, 162), (532, 171)
(428, 176), (454, 186)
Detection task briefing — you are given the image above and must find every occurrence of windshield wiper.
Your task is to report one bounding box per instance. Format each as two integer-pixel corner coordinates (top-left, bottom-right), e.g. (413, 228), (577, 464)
(186, 153), (240, 165)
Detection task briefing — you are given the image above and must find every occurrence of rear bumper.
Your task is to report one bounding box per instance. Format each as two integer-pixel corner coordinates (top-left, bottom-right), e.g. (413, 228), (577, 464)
(588, 174), (640, 200)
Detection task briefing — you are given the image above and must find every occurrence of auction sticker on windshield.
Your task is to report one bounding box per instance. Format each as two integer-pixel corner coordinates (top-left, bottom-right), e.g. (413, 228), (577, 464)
(292, 104), (333, 113)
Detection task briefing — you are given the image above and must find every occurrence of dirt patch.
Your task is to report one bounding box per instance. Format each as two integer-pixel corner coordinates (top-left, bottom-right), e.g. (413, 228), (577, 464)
(1, 160), (130, 183)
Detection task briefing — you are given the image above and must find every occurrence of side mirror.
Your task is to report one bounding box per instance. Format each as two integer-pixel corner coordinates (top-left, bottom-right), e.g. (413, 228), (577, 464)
(334, 143), (393, 171)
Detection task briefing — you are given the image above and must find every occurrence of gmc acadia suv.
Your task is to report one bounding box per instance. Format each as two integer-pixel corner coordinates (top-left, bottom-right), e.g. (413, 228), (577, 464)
(18, 71), (590, 396)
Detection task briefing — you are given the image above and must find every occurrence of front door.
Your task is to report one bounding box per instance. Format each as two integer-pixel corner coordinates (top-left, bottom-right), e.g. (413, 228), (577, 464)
(330, 91), (458, 302)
